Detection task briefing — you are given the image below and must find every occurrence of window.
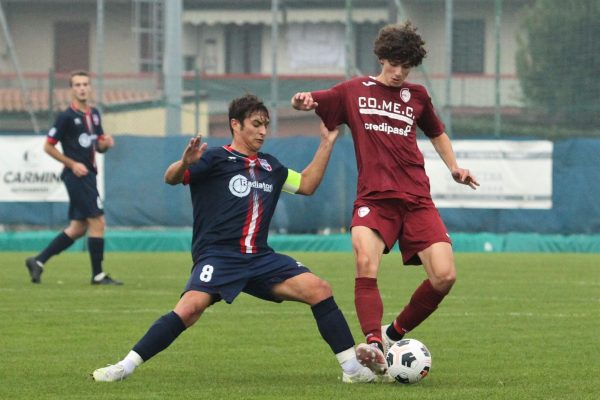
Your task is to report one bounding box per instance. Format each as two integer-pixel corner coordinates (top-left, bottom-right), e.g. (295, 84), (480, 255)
(355, 22), (384, 75)
(54, 22), (89, 72)
(134, 1), (164, 73)
(452, 19), (485, 74)
(184, 55), (197, 72)
(225, 25), (262, 74)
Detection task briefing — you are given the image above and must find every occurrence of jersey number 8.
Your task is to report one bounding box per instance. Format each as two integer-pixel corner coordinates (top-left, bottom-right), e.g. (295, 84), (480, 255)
(199, 264), (214, 282)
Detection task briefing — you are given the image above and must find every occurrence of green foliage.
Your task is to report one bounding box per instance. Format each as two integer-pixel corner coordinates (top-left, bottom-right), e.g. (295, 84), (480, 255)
(516, 0), (600, 128)
(1, 252), (599, 399)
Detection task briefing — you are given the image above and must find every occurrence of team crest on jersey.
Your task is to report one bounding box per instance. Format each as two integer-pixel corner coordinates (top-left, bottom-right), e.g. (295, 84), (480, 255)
(259, 158), (272, 171)
(400, 88), (411, 103)
(357, 206), (370, 218)
(92, 114), (100, 126)
(74, 118), (82, 125)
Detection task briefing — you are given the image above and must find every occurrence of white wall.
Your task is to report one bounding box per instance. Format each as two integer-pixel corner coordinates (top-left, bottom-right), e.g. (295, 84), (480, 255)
(1, 2), (136, 74)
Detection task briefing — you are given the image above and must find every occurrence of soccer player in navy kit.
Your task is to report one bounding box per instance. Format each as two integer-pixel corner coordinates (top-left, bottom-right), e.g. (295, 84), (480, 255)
(291, 22), (479, 377)
(25, 70), (122, 285)
(92, 94), (376, 383)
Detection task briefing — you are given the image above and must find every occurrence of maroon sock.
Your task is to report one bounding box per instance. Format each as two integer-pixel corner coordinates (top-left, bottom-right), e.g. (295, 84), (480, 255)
(394, 279), (446, 334)
(355, 277), (383, 343)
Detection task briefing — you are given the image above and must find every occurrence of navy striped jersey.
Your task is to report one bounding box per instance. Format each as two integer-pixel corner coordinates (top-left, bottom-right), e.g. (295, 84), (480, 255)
(183, 145), (289, 261)
(47, 103), (105, 174)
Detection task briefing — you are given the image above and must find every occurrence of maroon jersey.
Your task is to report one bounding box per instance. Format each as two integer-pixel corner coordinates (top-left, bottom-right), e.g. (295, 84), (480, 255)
(312, 76), (445, 200)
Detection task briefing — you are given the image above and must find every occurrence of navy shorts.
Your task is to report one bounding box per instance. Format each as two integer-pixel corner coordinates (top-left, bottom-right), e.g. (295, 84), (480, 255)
(184, 250), (310, 304)
(62, 170), (104, 221)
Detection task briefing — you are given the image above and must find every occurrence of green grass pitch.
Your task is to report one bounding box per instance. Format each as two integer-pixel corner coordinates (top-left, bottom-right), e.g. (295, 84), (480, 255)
(1, 251), (598, 399)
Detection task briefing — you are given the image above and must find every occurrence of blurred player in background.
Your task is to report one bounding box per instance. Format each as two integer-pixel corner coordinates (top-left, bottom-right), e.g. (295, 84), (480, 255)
(25, 70), (122, 285)
(291, 21), (479, 377)
(92, 94), (376, 384)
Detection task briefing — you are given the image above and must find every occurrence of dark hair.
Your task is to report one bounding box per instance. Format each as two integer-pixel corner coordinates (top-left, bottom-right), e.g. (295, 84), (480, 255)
(69, 70), (91, 87)
(228, 93), (269, 136)
(373, 21), (427, 67)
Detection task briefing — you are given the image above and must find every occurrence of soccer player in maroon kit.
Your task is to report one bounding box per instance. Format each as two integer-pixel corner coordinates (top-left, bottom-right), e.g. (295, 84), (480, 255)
(291, 21), (479, 377)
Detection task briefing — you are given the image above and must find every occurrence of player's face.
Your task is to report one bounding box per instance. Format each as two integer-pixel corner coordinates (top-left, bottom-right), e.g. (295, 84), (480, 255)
(377, 59), (412, 87)
(70, 75), (91, 103)
(232, 112), (270, 155)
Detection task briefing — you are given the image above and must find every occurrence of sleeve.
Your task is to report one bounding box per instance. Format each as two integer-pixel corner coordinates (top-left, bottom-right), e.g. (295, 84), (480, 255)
(417, 90), (445, 138)
(47, 113), (68, 145)
(312, 83), (346, 130)
(93, 109), (105, 138)
(183, 152), (212, 185)
(282, 168), (301, 194)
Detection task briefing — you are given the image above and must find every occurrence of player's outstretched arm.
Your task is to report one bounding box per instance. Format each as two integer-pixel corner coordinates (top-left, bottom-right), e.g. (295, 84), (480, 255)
(291, 92), (318, 111)
(164, 136), (207, 185)
(295, 122), (339, 195)
(430, 133), (479, 190)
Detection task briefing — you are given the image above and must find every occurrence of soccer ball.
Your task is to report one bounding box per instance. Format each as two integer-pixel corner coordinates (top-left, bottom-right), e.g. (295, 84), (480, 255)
(386, 339), (432, 384)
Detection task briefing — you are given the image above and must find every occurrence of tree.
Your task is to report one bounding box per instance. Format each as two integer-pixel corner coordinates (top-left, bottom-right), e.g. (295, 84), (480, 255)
(516, 0), (600, 127)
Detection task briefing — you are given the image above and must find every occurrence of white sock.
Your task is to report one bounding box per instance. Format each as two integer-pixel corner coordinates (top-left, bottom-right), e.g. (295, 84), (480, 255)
(341, 358), (363, 375)
(93, 272), (106, 282)
(336, 348), (362, 374)
(118, 351), (143, 375)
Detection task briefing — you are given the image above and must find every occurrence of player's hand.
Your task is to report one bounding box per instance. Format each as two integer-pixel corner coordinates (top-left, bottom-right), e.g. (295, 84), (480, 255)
(182, 135), (208, 166)
(291, 92), (318, 111)
(102, 134), (115, 148)
(96, 134), (115, 153)
(319, 122), (339, 144)
(451, 167), (479, 190)
(71, 162), (89, 177)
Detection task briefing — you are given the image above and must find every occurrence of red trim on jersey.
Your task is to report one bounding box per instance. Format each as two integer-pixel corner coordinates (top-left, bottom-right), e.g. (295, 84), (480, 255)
(240, 194), (255, 253)
(248, 194), (263, 254)
(182, 169), (191, 185)
(70, 102), (91, 114)
(224, 144), (257, 161)
(238, 158), (265, 254)
(239, 157), (253, 252)
(46, 137), (58, 145)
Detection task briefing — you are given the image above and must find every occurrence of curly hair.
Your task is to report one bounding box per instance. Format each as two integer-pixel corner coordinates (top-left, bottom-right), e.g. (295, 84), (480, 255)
(373, 21), (427, 67)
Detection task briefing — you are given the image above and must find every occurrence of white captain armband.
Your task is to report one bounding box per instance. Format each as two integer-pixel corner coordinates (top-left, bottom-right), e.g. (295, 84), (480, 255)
(282, 169), (301, 194)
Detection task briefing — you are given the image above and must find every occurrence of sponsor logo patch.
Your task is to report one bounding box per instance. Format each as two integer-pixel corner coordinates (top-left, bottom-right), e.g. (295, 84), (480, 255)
(78, 133), (92, 148)
(228, 174), (273, 198)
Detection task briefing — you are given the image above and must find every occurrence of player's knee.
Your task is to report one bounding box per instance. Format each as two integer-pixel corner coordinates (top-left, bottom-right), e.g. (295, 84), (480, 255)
(174, 305), (203, 327)
(431, 271), (456, 294)
(310, 278), (333, 303)
(355, 254), (378, 277)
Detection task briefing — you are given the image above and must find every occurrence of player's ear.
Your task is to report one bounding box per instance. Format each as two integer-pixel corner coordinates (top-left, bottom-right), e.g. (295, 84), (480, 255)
(230, 118), (240, 132)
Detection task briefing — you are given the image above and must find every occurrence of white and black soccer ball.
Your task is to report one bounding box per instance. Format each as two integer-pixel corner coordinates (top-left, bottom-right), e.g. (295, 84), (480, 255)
(386, 339), (432, 384)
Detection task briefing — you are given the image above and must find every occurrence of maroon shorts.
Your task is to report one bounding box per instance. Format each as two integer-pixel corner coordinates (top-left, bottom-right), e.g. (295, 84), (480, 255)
(351, 197), (451, 265)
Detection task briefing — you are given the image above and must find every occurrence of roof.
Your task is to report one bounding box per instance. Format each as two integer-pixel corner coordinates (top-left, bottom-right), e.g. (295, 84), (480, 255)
(0, 88), (158, 113)
(184, 7), (388, 26)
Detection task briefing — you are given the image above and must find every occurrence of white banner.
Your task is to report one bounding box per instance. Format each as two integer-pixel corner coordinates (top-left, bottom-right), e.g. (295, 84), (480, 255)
(419, 140), (553, 209)
(287, 23), (345, 69)
(0, 136), (104, 202)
